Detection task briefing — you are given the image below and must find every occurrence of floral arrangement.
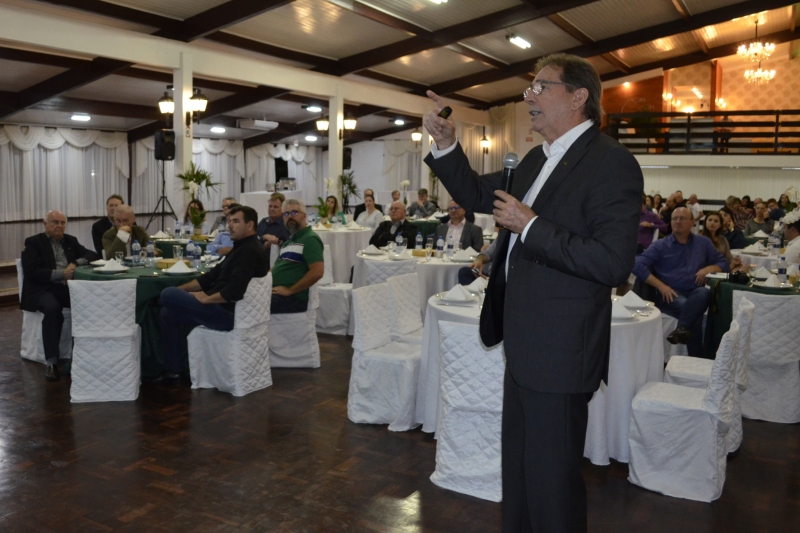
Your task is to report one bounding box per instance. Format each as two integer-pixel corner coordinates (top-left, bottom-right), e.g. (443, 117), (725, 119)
(400, 179), (410, 205)
(316, 197), (330, 219)
(782, 209), (800, 226)
(176, 162), (220, 201)
(188, 206), (207, 227)
(784, 186), (798, 205)
(339, 171), (360, 213)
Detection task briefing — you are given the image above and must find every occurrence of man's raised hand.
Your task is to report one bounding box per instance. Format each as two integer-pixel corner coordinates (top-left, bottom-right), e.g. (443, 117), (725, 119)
(424, 91), (456, 151)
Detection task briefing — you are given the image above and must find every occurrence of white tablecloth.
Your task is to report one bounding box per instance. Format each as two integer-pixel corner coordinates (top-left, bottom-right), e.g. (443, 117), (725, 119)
(473, 213), (495, 234)
(315, 228), (372, 283)
(415, 296), (664, 466)
(731, 250), (778, 270)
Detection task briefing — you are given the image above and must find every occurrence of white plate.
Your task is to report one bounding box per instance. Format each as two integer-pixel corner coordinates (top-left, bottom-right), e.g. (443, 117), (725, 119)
(434, 292), (478, 304)
(389, 255), (412, 261)
(449, 257), (474, 263)
(347, 226), (366, 231)
(162, 269), (198, 276)
(704, 272), (729, 280)
(753, 281), (795, 290)
(90, 259), (107, 266)
(361, 251), (385, 256)
(612, 315), (637, 322)
(93, 266), (129, 273)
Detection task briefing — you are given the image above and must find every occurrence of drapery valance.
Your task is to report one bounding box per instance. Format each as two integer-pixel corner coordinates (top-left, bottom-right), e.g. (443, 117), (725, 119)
(384, 139), (421, 157)
(135, 138), (245, 178)
(0, 125), (129, 177)
(245, 143), (315, 178)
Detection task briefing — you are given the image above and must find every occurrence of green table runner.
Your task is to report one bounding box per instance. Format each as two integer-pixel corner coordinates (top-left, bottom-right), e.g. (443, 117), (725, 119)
(743, 236), (768, 247)
(409, 220), (441, 241)
(154, 240), (208, 259)
(75, 265), (203, 379)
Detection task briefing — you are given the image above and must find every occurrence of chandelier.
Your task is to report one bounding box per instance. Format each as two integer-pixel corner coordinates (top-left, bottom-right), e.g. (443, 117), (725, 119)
(744, 61), (776, 84)
(737, 21), (775, 63)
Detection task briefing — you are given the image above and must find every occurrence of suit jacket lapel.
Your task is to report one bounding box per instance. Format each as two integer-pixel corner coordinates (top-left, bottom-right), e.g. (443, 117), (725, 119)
(39, 233), (57, 268)
(531, 127), (599, 213)
(513, 149), (546, 201)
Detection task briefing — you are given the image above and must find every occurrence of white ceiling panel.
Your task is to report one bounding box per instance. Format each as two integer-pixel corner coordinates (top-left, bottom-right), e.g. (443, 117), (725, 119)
(110, 0), (226, 20)
(460, 18), (582, 64)
(226, 0), (410, 60)
(682, 0), (750, 16)
(362, 0), (522, 32)
(233, 98), (317, 124)
(0, 0), (157, 32)
(66, 75), (233, 106)
(193, 37), (314, 69)
(458, 77), (529, 103)
(371, 47), (490, 86)
(0, 59), (67, 91)
(699, 7), (792, 49)
(194, 123), (261, 140)
(585, 55), (618, 75)
(561, 0), (681, 41)
(616, 31), (699, 67)
(3, 109), (150, 130)
(342, 72), (414, 91)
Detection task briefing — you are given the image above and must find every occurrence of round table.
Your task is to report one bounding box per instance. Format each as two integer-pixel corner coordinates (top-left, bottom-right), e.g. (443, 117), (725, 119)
(314, 227), (372, 283)
(414, 295), (664, 467)
(731, 250), (777, 271)
(74, 265), (203, 379)
(154, 239), (208, 259)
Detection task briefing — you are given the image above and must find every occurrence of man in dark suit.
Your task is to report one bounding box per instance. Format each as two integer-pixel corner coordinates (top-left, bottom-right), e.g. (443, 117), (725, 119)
(352, 188), (383, 220)
(91, 194), (123, 255)
(368, 201), (418, 247)
(433, 200), (484, 251)
(425, 53), (642, 533)
(21, 210), (97, 380)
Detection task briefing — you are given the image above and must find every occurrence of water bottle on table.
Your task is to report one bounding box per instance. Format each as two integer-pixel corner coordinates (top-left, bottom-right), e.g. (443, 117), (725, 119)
(436, 236), (444, 258)
(193, 242), (202, 268)
(777, 255), (787, 284)
(446, 235), (454, 259)
(131, 240), (141, 265)
(186, 241), (195, 267)
(395, 233), (405, 255)
(415, 232), (423, 250)
(174, 221), (181, 239)
(146, 241), (154, 267)
(769, 227), (781, 256)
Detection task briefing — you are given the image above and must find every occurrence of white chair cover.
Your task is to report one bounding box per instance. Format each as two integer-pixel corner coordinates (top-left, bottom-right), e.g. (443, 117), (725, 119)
(188, 273), (273, 397)
(628, 321), (740, 502)
(16, 259), (73, 363)
(67, 279), (141, 403)
(661, 315), (688, 362)
(733, 291), (800, 423)
(348, 283), (421, 431)
(363, 258), (417, 286)
(387, 272), (423, 344)
(430, 321), (505, 502)
(317, 283), (352, 335)
(268, 284), (321, 368)
(664, 298), (755, 452)
(319, 245), (334, 286)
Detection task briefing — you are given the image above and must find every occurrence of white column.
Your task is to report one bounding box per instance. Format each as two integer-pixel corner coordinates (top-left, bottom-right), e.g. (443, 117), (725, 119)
(174, 52), (193, 214)
(327, 92), (344, 206)
(420, 122), (431, 191)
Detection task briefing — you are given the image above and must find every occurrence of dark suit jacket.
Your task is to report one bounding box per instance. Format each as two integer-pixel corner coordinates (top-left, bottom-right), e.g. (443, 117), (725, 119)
(425, 127), (642, 394)
(91, 217), (113, 255)
(434, 220), (484, 252)
(353, 202), (383, 221)
(368, 219), (418, 248)
(102, 225), (150, 258)
(20, 233), (97, 312)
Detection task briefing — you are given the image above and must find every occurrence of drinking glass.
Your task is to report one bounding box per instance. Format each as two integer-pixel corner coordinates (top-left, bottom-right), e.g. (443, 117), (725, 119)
(398, 238), (408, 255)
(115, 251), (124, 264)
(748, 263), (757, 277)
(174, 245), (183, 261)
(139, 250), (148, 266)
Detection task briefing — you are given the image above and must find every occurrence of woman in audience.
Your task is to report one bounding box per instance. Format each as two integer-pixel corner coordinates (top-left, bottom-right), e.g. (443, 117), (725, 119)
(741, 195), (755, 215)
(652, 194), (663, 213)
(182, 199), (205, 232)
(355, 194), (383, 230)
(719, 206), (746, 249)
(326, 196), (339, 217)
(702, 212), (743, 272)
(779, 193), (796, 212)
(726, 195), (752, 230)
(645, 195), (654, 212)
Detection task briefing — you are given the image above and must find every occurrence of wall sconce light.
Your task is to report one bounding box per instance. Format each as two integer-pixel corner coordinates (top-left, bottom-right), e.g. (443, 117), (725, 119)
(338, 113), (357, 140)
(186, 88), (208, 127)
(158, 86), (174, 128)
(316, 116), (330, 132)
(480, 126), (490, 154)
(411, 129), (422, 142)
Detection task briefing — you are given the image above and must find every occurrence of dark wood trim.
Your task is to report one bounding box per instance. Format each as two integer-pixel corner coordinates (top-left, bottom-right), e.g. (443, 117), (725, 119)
(546, 13), (592, 44)
(351, 70), (429, 91)
(692, 30), (711, 55)
(204, 32), (338, 69)
(351, 0), (430, 37)
(34, 0), (180, 30)
(204, 86), (289, 117)
(670, 0), (691, 19)
(0, 45), (90, 69)
(447, 44), (507, 69)
(115, 67), (253, 93)
(155, 0), (295, 42)
(31, 96), (162, 120)
(602, 53), (631, 74)
(127, 121), (163, 144)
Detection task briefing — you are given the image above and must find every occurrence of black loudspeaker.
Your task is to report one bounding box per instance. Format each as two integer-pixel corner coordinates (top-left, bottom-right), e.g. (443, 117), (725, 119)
(275, 157), (289, 179)
(154, 130), (175, 161)
(343, 147), (352, 170)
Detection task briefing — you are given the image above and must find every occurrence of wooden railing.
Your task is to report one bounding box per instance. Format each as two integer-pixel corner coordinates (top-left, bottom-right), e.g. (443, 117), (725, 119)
(605, 110), (800, 155)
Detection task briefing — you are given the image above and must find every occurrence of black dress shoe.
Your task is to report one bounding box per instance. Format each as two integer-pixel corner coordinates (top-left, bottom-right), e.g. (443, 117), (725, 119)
(667, 326), (692, 345)
(45, 364), (60, 381)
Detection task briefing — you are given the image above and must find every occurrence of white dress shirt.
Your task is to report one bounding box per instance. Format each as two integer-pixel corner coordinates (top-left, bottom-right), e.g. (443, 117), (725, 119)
(431, 119), (593, 276)
(445, 219), (465, 247)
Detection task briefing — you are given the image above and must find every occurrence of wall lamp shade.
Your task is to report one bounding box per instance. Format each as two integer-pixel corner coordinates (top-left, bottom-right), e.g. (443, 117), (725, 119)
(158, 92), (174, 114)
(480, 135), (490, 153)
(316, 116), (330, 131)
(411, 129), (422, 142)
(343, 114), (357, 130)
(190, 89), (208, 113)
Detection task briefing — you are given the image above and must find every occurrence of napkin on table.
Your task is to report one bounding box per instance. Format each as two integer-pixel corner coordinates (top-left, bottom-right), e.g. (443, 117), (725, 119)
(620, 291), (648, 307)
(152, 230), (169, 239)
(452, 249), (475, 261)
(444, 284), (473, 301)
(98, 258), (124, 271)
(751, 230), (769, 238)
(166, 260), (192, 273)
(741, 243), (763, 253)
(754, 266), (772, 279)
(346, 220), (361, 229)
(788, 264), (799, 276)
(763, 274), (780, 287)
(397, 249), (413, 259)
(611, 300), (634, 319)
(466, 277), (487, 293)
(363, 244), (382, 254)
(314, 223), (330, 231)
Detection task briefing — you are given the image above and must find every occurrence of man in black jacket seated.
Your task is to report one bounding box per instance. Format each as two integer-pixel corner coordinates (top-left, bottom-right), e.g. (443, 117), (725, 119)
(159, 205), (268, 383)
(352, 188), (383, 220)
(21, 210), (98, 380)
(91, 194), (123, 255)
(368, 201), (418, 247)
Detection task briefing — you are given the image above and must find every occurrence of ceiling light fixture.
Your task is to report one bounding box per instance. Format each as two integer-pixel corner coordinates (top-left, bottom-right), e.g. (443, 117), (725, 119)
(744, 61), (776, 84)
(737, 21), (775, 63)
(210, 127), (226, 134)
(305, 105), (323, 113)
(429, 0), (447, 4)
(507, 35), (531, 49)
(393, 119), (405, 126)
(305, 135), (318, 142)
(411, 129), (422, 142)
(70, 114), (91, 122)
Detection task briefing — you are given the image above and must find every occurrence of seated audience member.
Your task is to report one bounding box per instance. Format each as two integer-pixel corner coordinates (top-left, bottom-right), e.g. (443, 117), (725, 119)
(767, 198), (785, 221)
(687, 194), (703, 232)
(782, 212), (800, 264)
(159, 205), (268, 383)
(91, 194), (123, 255)
(457, 237), (497, 286)
(645, 195), (654, 211)
(270, 199), (324, 314)
(206, 202), (242, 256)
(102, 205), (151, 259)
(652, 193), (663, 213)
(744, 202), (775, 236)
(726, 195), (753, 230)
(355, 194), (384, 230)
(434, 200), (483, 252)
(638, 193), (667, 252)
(633, 207), (728, 357)
(182, 199), (205, 232)
(779, 193), (796, 213)
(369, 201), (418, 247)
(406, 188), (437, 218)
(702, 212), (743, 272)
(326, 196), (339, 217)
(256, 194), (290, 263)
(391, 190), (401, 202)
(658, 194), (676, 234)
(673, 190), (687, 208)
(21, 211), (97, 380)
(352, 189), (383, 220)
(211, 197), (236, 229)
(719, 207), (746, 249)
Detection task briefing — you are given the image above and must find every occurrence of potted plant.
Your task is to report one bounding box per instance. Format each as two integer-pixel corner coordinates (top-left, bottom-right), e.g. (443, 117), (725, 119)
(176, 162), (221, 201)
(189, 206), (207, 236)
(316, 197), (330, 225)
(338, 171), (360, 214)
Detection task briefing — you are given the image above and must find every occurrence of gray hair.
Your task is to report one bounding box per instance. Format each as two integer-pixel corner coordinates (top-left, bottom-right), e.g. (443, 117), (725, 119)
(114, 204), (134, 217)
(284, 198), (306, 213)
(223, 196), (236, 203)
(44, 210), (67, 224)
(534, 53), (603, 125)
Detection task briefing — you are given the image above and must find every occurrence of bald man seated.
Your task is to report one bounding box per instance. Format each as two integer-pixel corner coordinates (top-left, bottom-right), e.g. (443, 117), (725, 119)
(102, 205), (153, 259)
(369, 201), (418, 248)
(20, 211), (97, 380)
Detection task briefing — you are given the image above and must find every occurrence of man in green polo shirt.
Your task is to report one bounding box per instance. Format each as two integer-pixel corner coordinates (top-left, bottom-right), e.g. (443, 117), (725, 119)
(270, 198), (324, 314)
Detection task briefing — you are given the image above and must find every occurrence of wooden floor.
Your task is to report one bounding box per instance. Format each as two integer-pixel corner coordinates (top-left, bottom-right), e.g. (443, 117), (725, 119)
(0, 306), (798, 533)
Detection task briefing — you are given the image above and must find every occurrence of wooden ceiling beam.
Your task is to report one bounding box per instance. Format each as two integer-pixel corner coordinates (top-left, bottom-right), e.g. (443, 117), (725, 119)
(31, 96), (162, 120)
(155, 0), (295, 41)
(351, 1), (430, 37)
(34, 0), (180, 30)
(669, 0), (691, 20)
(601, 53), (631, 73)
(692, 30), (711, 55)
(0, 45), (91, 69)
(447, 44), (507, 69)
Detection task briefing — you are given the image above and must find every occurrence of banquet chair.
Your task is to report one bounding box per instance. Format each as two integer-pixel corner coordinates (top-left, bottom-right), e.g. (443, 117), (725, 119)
(348, 283), (421, 431)
(732, 291), (800, 423)
(268, 284), (320, 368)
(664, 298), (755, 453)
(628, 321), (739, 502)
(16, 259), (73, 364)
(188, 273), (273, 397)
(387, 272), (423, 345)
(661, 315), (688, 362)
(67, 279), (141, 403)
(430, 321), (505, 502)
(317, 244), (352, 335)
(362, 258), (417, 287)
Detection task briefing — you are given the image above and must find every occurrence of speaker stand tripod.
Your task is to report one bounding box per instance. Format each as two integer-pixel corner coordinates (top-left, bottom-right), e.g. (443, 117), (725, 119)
(145, 160), (177, 232)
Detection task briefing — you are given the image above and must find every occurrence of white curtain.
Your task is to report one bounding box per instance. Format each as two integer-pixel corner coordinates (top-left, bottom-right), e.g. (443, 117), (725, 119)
(244, 143), (320, 203)
(0, 127), (127, 222)
(383, 140), (422, 193)
(489, 103), (517, 173)
(132, 138), (244, 218)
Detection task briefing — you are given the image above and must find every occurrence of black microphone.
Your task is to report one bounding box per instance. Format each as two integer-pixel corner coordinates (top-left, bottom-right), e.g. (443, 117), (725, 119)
(495, 152), (518, 229)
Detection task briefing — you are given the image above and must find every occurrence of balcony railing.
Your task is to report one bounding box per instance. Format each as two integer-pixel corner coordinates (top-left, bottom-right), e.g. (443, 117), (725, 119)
(605, 110), (800, 155)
